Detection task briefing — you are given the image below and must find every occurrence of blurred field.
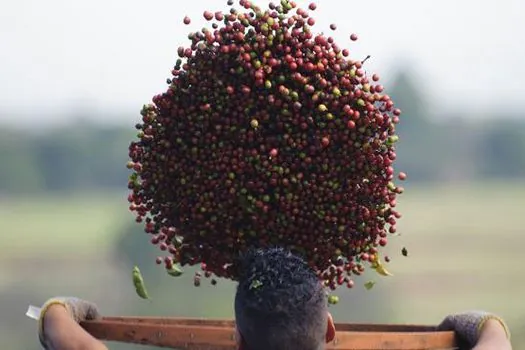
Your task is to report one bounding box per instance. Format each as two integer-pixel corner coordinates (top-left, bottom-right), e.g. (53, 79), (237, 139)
(0, 192), (128, 259)
(1, 181), (524, 349)
(376, 181), (525, 322)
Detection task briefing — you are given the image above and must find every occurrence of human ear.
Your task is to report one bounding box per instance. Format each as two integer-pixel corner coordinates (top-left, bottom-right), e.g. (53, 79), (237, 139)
(325, 312), (336, 343)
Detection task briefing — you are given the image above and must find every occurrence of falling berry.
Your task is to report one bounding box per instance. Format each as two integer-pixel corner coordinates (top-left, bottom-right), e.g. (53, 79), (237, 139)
(328, 295), (339, 305)
(203, 11), (214, 21)
(183, 16), (191, 25)
(350, 33), (358, 41)
(194, 277), (201, 287)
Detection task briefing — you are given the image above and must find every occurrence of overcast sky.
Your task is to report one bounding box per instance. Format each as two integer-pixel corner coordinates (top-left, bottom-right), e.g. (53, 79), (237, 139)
(1, 0), (524, 125)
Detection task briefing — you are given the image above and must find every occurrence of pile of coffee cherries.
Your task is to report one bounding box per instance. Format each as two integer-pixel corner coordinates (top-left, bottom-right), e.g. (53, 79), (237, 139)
(127, 0), (406, 290)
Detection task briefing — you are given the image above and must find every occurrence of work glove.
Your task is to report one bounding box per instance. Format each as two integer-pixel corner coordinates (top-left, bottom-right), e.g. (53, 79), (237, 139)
(38, 297), (101, 349)
(438, 310), (511, 349)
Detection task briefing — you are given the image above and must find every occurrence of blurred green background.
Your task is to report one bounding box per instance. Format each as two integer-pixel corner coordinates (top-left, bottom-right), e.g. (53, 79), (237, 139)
(1, 69), (524, 349)
(2, 0), (525, 348)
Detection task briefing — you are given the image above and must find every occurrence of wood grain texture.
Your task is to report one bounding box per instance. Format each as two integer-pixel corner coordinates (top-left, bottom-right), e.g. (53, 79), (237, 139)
(80, 317), (458, 349)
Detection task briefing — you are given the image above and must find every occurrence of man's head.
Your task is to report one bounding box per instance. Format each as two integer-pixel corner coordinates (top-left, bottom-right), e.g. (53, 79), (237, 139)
(234, 247), (336, 350)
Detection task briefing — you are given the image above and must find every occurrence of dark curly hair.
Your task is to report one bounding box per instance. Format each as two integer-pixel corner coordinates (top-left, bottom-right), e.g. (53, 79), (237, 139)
(234, 247), (328, 350)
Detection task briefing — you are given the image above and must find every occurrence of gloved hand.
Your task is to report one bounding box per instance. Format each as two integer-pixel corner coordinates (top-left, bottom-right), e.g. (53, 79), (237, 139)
(38, 297), (101, 349)
(438, 310), (511, 349)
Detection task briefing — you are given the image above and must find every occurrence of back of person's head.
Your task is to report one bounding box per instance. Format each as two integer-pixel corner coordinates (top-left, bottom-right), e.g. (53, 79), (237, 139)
(234, 247), (332, 350)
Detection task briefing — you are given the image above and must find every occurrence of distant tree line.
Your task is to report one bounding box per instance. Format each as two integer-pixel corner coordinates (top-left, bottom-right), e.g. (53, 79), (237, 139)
(0, 122), (134, 194)
(1, 72), (524, 195)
